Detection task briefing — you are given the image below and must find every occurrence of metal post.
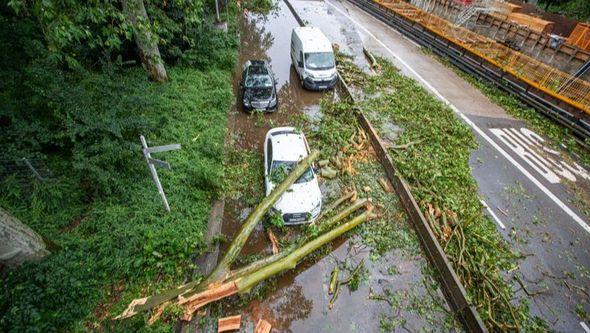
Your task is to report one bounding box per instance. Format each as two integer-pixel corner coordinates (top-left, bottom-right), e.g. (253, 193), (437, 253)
(140, 135), (181, 212)
(22, 158), (44, 181)
(215, 0), (221, 23)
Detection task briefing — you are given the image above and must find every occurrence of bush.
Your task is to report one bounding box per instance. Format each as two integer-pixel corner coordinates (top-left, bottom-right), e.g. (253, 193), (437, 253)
(0, 67), (233, 332)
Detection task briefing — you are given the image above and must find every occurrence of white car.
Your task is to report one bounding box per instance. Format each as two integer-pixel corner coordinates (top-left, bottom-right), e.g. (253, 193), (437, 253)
(264, 127), (322, 224)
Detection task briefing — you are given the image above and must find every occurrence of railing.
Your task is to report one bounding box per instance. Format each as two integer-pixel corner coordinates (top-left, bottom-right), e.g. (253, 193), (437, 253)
(374, 0), (590, 115)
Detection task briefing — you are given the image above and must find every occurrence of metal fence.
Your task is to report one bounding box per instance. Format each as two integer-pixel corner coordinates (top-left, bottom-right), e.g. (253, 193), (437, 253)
(0, 158), (53, 184)
(375, 0), (590, 114)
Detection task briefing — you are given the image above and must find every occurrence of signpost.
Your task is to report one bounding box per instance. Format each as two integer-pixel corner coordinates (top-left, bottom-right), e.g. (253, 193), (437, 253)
(140, 135), (181, 212)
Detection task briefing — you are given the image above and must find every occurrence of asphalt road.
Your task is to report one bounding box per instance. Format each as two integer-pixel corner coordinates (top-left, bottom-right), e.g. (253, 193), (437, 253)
(289, 0), (590, 331)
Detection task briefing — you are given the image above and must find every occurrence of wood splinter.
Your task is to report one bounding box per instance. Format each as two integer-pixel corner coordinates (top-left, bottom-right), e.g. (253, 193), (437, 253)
(218, 314), (241, 332)
(254, 319), (272, 333)
(268, 229), (280, 255)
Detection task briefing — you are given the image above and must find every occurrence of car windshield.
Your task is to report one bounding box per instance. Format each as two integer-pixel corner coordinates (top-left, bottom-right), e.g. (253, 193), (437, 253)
(245, 74), (272, 88)
(304, 52), (335, 70)
(270, 161), (314, 184)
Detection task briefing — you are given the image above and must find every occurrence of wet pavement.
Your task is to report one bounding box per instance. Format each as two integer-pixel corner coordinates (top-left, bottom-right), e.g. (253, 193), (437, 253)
(208, 1), (457, 332)
(313, 0), (590, 331)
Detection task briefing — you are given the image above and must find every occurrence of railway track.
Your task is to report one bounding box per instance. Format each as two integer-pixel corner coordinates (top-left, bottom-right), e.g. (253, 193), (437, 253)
(347, 0), (590, 145)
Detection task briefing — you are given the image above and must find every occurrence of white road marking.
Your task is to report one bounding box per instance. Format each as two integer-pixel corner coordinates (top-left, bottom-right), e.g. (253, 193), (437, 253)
(325, 0), (590, 235)
(480, 200), (506, 229)
(581, 321), (590, 333)
(491, 127), (590, 184)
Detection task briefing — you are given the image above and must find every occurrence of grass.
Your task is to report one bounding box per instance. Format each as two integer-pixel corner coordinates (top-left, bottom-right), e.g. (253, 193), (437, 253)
(0, 67), (234, 332)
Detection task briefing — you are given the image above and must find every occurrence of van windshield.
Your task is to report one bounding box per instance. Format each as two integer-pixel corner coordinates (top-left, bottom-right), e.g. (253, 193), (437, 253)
(304, 52), (335, 70)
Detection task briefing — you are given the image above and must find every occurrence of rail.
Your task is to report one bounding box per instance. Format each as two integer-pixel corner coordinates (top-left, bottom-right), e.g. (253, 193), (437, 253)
(374, 0), (590, 114)
(348, 0), (590, 141)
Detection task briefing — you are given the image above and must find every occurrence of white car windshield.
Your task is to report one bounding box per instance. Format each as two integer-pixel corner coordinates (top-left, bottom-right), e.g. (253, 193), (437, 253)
(270, 161), (314, 184)
(304, 52), (335, 70)
(245, 74), (272, 88)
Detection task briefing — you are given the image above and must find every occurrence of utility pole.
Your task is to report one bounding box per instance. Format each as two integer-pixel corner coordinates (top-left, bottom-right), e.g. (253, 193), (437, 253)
(140, 135), (181, 212)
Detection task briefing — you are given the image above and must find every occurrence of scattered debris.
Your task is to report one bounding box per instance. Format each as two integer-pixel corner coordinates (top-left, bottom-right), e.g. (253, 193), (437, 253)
(267, 229), (280, 255)
(321, 166), (338, 179)
(363, 47), (382, 73)
(327, 259), (365, 310)
(254, 319), (272, 333)
(378, 178), (393, 193)
(363, 186), (372, 193)
(217, 315), (241, 332)
(314, 190), (357, 224)
(329, 266), (340, 295)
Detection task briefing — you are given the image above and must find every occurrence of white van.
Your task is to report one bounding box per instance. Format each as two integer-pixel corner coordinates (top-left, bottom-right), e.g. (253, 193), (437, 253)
(290, 27), (338, 90)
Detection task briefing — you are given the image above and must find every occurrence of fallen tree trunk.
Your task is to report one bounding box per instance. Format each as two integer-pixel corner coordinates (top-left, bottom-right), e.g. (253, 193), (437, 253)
(235, 209), (375, 293)
(180, 209), (375, 319)
(116, 151), (320, 319)
(204, 150), (320, 284)
(225, 198), (369, 282)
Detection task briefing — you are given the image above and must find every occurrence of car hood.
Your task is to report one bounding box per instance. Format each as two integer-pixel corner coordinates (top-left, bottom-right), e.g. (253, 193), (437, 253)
(270, 179), (321, 214)
(306, 67), (337, 79)
(244, 87), (273, 101)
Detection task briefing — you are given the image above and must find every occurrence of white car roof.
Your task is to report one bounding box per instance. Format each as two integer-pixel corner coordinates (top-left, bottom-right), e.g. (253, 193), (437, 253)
(268, 127), (308, 162)
(293, 27), (333, 53)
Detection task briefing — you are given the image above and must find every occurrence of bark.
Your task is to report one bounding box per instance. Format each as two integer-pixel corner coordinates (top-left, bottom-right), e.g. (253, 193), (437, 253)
(204, 150), (320, 284)
(180, 281), (239, 321)
(121, 0), (168, 82)
(225, 198), (368, 282)
(0, 207), (49, 268)
(179, 209), (375, 319)
(235, 209), (374, 293)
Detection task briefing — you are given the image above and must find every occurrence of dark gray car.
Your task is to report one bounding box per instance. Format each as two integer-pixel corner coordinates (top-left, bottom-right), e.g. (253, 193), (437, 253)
(240, 60), (278, 112)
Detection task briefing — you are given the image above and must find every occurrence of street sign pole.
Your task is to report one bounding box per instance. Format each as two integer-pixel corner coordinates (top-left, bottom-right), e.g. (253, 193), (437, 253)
(140, 135), (181, 212)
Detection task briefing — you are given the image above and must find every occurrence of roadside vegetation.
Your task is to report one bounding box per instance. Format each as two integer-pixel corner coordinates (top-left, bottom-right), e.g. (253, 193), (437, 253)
(0, 0), (277, 330)
(337, 52), (549, 330)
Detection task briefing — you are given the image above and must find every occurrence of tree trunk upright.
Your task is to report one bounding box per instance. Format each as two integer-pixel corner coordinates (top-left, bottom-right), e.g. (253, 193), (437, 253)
(0, 207), (49, 268)
(121, 0), (168, 82)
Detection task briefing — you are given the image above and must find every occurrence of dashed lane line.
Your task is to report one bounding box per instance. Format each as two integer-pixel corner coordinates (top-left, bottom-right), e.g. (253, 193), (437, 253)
(324, 0), (590, 235)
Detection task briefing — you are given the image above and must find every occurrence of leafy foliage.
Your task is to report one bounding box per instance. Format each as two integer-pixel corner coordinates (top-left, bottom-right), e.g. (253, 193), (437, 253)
(0, 66), (233, 332)
(0, 6), (236, 329)
(539, 0), (590, 21)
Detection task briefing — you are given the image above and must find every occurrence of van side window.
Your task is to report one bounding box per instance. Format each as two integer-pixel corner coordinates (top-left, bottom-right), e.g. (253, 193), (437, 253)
(299, 51), (304, 64)
(267, 139), (273, 171)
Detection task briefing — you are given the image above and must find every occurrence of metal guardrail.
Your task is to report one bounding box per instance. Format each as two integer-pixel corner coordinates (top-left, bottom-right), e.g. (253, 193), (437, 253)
(337, 76), (488, 333)
(282, 0), (488, 331)
(349, 0), (590, 143)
